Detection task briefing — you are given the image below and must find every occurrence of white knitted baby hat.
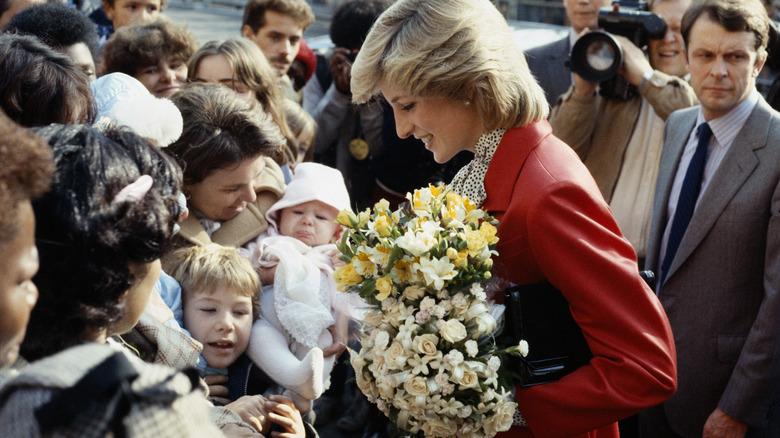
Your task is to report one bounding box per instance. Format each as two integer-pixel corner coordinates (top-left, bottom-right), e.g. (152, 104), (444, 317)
(266, 162), (352, 230)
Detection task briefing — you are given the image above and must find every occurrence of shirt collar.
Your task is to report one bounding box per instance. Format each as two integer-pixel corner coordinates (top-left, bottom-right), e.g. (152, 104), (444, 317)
(695, 90), (759, 150)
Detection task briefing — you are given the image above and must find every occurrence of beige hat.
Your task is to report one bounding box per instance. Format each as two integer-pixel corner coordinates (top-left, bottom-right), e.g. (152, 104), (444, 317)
(266, 163), (352, 230)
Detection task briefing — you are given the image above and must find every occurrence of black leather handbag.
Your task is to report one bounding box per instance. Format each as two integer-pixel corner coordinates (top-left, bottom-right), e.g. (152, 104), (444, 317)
(503, 281), (592, 387)
(503, 271), (655, 387)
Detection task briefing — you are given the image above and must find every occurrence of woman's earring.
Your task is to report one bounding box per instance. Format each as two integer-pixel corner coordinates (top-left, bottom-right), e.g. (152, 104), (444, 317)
(464, 100), (472, 106)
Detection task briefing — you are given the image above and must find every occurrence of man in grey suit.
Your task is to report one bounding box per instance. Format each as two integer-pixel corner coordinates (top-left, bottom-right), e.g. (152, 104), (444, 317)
(525, 0), (610, 108)
(642, 0), (780, 437)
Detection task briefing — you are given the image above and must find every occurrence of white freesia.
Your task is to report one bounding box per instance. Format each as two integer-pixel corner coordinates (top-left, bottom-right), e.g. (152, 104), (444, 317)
(395, 228), (437, 257)
(416, 256), (457, 290)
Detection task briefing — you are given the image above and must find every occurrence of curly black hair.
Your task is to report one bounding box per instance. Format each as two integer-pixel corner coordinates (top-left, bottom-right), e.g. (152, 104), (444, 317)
(329, 0), (389, 50)
(4, 2), (99, 62)
(0, 109), (53, 242)
(22, 124), (182, 361)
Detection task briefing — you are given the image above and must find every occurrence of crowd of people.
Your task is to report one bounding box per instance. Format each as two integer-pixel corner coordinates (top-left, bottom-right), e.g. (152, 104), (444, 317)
(0, 0), (777, 437)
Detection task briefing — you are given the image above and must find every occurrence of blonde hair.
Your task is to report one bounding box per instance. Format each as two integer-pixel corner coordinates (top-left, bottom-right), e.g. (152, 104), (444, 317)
(165, 243), (261, 318)
(188, 39), (296, 164)
(350, 0), (548, 130)
(283, 99), (316, 162)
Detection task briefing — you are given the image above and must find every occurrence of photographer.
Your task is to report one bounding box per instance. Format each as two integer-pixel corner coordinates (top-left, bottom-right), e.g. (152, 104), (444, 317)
(302, 0), (388, 211)
(550, 0), (697, 264)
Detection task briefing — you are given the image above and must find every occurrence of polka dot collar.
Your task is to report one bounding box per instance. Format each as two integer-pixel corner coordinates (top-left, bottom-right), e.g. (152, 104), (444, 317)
(450, 128), (506, 207)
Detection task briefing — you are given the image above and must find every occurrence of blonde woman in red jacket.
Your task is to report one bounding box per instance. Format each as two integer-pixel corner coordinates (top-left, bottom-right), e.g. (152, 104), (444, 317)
(349, 0), (677, 436)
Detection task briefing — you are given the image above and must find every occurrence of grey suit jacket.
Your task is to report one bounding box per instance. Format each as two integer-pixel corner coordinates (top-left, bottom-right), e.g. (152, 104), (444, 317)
(525, 34), (571, 110)
(646, 97), (780, 437)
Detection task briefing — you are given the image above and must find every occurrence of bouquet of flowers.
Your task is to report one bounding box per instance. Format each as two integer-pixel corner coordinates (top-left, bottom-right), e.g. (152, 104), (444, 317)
(334, 185), (527, 438)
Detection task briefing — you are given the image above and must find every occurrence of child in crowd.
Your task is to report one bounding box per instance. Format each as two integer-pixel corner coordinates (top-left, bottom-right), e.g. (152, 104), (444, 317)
(284, 98), (317, 166)
(0, 111), (52, 374)
(101, 19), (198, 98)
(89, 0), (164, 47)
(166, 243), (316, 437)
(242, 162), (357, 412)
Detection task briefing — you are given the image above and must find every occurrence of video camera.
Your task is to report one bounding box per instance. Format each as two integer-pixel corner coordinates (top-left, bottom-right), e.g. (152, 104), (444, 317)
(568, 1), (666, 100)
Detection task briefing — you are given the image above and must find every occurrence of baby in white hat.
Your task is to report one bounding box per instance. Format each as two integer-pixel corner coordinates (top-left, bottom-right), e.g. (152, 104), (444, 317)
(241, 162), (353, 413)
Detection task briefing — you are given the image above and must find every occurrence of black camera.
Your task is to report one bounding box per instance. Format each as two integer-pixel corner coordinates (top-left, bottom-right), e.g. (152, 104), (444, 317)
(568, 1), (666, 100)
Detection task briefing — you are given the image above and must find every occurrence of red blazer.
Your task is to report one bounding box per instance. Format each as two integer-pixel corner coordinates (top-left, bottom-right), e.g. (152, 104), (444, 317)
(485, 121), (677, 438)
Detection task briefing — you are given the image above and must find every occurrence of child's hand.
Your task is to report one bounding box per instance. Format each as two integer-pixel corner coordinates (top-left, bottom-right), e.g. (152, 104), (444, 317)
(264, 394), (306, 438)
(205, 373), (231, 405)
(226, 395), (270, 433)
(258, 265), (277, 286)
(328, 248), (346, 268)
(323, 311), (349, 358)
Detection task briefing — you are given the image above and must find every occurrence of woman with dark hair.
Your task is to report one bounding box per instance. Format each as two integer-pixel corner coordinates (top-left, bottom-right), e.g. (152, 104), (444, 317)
(0, 33), (95, 127)
(0, 110), (53, 372)
(351, 0), (677, 436)
(102, 18), (198, 98)
(164, 82), (287, 250)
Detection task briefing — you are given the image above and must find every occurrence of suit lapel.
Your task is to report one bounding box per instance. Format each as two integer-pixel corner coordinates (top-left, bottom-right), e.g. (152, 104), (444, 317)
(666, 101), (769, 280)
(648, 110), (696, 273)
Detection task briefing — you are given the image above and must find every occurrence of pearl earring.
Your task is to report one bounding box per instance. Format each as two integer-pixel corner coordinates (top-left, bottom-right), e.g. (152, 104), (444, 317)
(464, 100), (472, 106)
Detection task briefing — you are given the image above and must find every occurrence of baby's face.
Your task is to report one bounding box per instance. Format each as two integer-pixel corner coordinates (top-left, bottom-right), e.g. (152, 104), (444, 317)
(183, 285), (253, 369)
(278, 201), (340, 247)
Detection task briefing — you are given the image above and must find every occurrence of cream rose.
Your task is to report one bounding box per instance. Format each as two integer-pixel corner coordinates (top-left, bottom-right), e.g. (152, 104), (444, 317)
(459, 368), (479, 389)
(402, 285), (425, 300)
(413, 334), (439, 356)
(440, 319), (467, 343)
(483, 401), (517, 435)
(384, 341), (407, 369)
(363, 310), (383, 328)
(421, 419), (458, 437)
(403, 376), (429, 397)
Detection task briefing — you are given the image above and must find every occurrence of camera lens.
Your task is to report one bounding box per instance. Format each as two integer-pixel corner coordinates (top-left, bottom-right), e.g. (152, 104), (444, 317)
(569, 31), (623, 83)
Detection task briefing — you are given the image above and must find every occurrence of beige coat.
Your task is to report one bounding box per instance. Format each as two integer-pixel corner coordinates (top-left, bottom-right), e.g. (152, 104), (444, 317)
(174, 157), (286, 249)
(549, 71), (698, 202)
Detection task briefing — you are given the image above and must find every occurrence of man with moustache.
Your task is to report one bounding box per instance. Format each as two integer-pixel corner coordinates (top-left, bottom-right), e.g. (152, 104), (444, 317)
(550, 0), (698, 268)
(525, 0), (611, 108)
(242, 0), (314, 100)
(642, 0), (780, 436)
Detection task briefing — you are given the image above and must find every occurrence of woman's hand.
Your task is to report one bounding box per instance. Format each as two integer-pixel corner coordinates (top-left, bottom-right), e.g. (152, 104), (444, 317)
(205, 373), (231, 405)
(264, 394), (306, 438)
(226, 395), (270, 433)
